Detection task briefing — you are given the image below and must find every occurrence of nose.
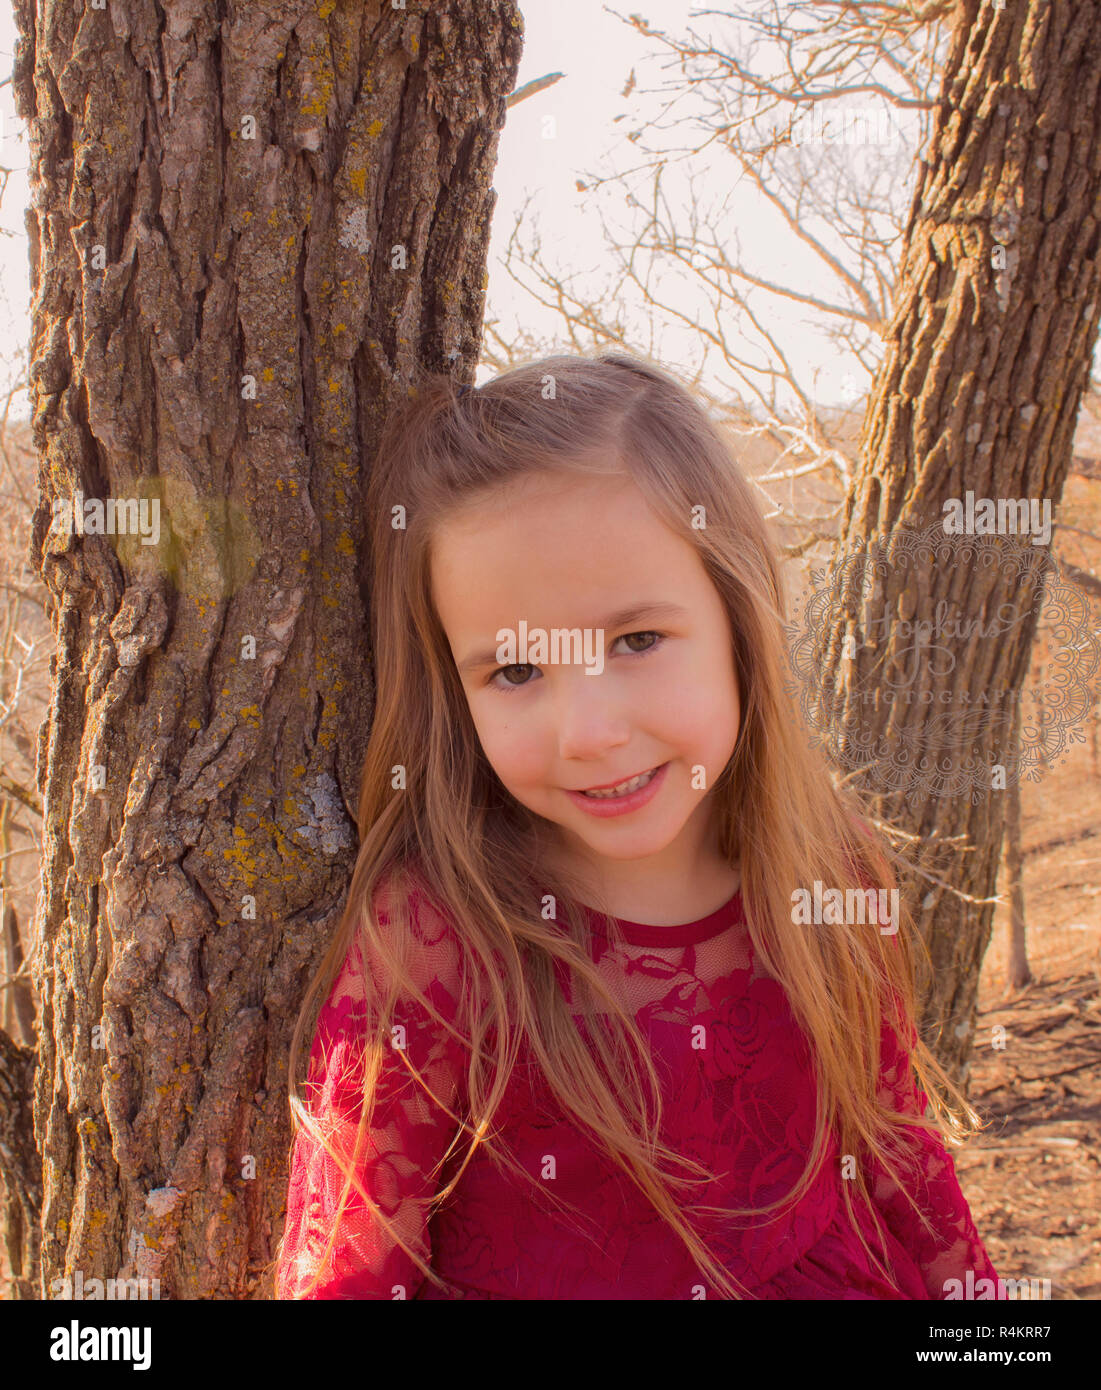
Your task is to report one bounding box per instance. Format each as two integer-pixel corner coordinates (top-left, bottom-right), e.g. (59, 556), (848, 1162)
(553, 670), (632, 762)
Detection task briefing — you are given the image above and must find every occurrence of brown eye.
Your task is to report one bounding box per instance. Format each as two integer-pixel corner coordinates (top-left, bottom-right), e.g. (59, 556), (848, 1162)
(621, 631), (661, 653)
(489, 663), (539, 693)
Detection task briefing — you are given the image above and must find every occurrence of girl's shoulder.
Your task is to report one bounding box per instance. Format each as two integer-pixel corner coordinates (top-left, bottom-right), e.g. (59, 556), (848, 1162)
(357, 865), (467, 1008)
(370, 864), (462, 947)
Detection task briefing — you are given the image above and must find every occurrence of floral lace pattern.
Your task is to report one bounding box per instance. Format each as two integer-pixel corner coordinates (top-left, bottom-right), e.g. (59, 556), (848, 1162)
(276, 887), (1001, 1300)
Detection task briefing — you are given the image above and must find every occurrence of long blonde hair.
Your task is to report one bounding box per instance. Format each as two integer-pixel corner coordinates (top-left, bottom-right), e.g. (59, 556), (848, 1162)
(277, 351), (985, 1299)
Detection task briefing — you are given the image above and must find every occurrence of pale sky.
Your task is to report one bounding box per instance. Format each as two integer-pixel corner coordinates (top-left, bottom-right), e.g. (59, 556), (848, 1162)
(0, 1), (918, 420)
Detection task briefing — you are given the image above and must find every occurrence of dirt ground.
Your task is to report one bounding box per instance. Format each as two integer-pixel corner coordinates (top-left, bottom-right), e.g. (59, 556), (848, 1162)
(953, 475), (1101, 1301)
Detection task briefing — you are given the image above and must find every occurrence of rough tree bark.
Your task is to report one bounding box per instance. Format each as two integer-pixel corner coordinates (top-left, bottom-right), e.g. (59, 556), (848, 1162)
(811, 1), (1101, 1085)
(1004, 695), (1032, 991)
(4, 0), (521, 1299)
(0, 1025), (39, 1300)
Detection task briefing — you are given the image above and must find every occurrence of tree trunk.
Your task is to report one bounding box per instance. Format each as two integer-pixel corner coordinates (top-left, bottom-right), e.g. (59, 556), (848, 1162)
(6, 0), (521, 1300)
(1004, 694), (1032, 991)
(0, 1026), (39, 1300)
(811, 1), (1101, 1087)
(2, 899), (37, 1050)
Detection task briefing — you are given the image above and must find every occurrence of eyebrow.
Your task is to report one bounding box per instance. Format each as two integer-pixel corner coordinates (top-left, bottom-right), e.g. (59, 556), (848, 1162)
(457, 601), (691, 674)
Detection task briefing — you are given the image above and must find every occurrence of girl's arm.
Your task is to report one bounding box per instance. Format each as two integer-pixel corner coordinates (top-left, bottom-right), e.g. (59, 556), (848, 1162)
(276, 889), (468, 1300)
(869, 1007), (1003, 1301)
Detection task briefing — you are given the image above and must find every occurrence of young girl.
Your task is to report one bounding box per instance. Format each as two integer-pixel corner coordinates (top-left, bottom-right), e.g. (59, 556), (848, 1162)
(274, 352), (1002, 1300)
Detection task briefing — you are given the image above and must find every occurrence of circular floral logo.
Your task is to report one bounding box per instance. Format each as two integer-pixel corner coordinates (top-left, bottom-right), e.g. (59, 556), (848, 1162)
(783, 520), (1101, 802)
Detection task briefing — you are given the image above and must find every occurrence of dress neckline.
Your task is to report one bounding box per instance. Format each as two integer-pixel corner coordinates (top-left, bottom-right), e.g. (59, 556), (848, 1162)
(579, 888), (746, 948)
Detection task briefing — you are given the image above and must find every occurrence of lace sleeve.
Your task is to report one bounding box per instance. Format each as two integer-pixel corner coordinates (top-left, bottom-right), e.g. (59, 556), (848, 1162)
(870, 1009), (1002, 1300)
(276, 887), (468, 1300)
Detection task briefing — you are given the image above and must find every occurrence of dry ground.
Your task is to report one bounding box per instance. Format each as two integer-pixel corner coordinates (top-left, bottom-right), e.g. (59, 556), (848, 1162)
(957, 734), (1101, 1301)
(951, 466), (1101, 1301)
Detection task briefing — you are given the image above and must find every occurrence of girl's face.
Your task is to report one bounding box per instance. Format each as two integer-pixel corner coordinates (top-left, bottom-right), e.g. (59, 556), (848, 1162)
(430, 469), (741, 904)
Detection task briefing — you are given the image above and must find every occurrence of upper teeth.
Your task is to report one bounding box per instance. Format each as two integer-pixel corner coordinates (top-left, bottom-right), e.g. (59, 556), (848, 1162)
(581, 767), (658, 798)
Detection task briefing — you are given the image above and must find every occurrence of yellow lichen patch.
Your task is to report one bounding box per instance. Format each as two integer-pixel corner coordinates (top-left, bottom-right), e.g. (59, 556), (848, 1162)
(263, 366), (275, 381)
(367, 119), (384, 139)
(328, 378), (342, 394)
(349, 168), (366, 197)
(188, 718), (201, 730)
(222, 840), (258, 886)
(336, 532), (354, 555)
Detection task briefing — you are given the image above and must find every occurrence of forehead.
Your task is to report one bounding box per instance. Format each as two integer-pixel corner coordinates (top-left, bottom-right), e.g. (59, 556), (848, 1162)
(429, 471), (704, 637)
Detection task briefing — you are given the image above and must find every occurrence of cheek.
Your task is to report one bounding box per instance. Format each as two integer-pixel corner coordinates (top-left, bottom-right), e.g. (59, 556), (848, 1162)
(469, 699), (546, 784)
(665, 658), (739, 747)
(651, 665), (734, 737)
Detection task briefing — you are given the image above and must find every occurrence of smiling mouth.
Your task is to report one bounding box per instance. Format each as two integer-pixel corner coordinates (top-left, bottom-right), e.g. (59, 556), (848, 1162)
(575, 765), (663, 798)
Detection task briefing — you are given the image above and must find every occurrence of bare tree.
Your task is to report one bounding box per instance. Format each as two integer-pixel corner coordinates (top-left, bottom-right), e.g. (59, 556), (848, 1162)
(486, 2), (959, 560)
(812, 1), (1101, 1083)
(0, 384), (50, 1301)
(1004, 692), (1033, 993)
(1, 0), (521, 1301)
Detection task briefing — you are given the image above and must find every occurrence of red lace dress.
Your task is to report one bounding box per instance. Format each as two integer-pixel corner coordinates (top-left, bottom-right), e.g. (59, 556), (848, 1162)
(276, 886), (1001, 1300)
